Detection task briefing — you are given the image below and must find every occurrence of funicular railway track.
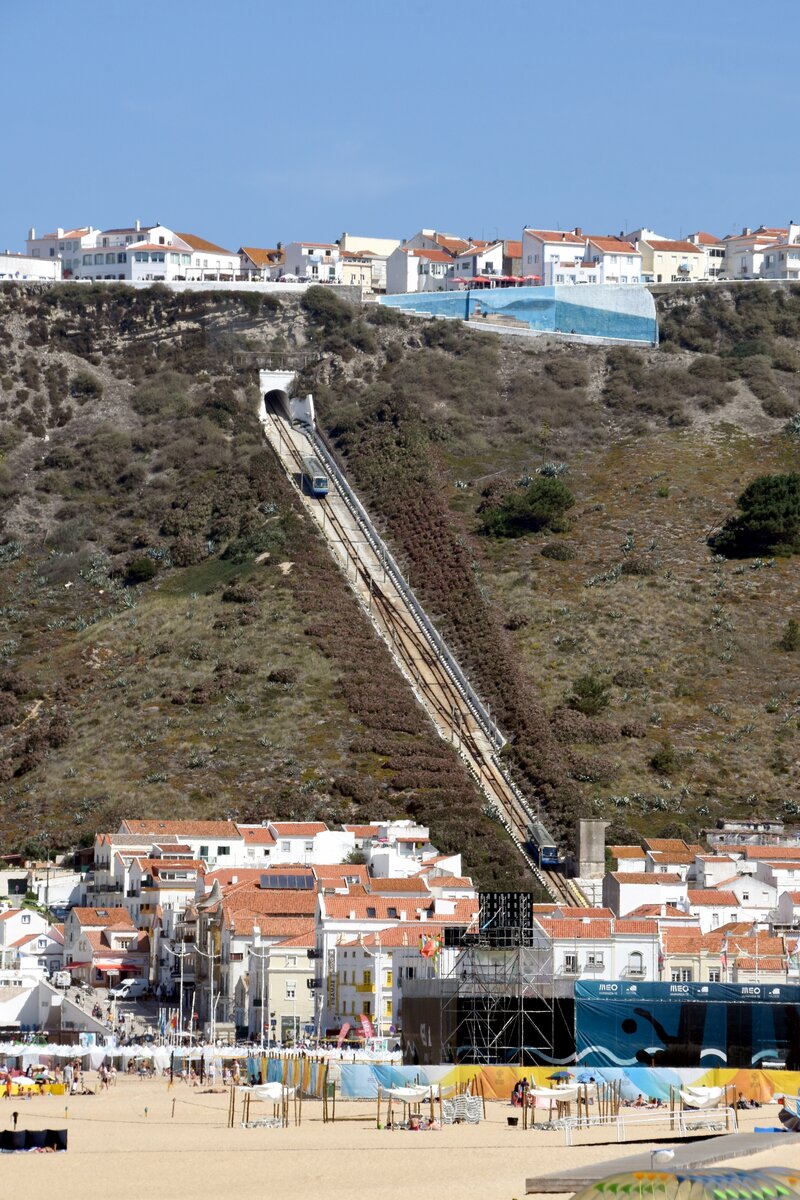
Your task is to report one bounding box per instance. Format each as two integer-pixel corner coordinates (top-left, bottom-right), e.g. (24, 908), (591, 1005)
(260, 397), (589, 907)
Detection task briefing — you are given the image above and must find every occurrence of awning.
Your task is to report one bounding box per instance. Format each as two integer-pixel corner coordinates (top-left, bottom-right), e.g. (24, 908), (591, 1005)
(91, 960), (143, 971)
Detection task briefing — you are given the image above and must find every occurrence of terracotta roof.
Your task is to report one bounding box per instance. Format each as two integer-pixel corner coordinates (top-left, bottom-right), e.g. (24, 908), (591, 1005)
(154, 843), (192, 853)
(271, 822), (328, 837)
(125, 243), (185, 253)
(689, 231), (724, 246)
(743, 846), (800, 859)
(611, 872), (683, 885)
(313, 865), (369, 885)
(222, 889), (317, 917)
(342, 924), (446, 948)
(0, 909), (29, 922)
(175, 232), (234, 255)
(9, 932), (41, 948)
(524, 229), (585, 245)
(786, 892), (800, 904)
(538, 918), (658, 938)
(230, 914), (314, 938)
(406, 248), (453, 263)
(424, 876), (474, 889)
(457, 242), (503, 259)
(645, 239), (704, 255)
(236, 826), (276, 845)
(239, 246), (283, 267)
(642, 838), (691, 854)
(662, 933), (710, 954)
(121, 820), (238, 837)
(434, 235), (469, 255)
(42, 227), (91, 239)
(555, 907), (614, 918)
(322, 895), (477, 922)
(504, 240), (522, 257)
(626, 904), (696, 919)
(368, 877), (432, 894)
(610, 846), (646, 859)
(687, 890), (738, 906)
(203, 868), (269, 888)
(649, 849), (695, 865)
(735, 956), (785, 971)
(273, 927), (316, 948)
(70, 907), (134, 928)
(343, 825), (381, 838)
(586, 236), (638, 254)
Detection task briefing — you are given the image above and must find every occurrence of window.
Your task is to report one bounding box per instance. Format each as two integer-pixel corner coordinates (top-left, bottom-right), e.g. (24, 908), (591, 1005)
(366, 907), (376, 918)
(362, 969), (372, 986)
(385, 1000), (392, 1016)
(671, 968), (692, 982)
(105, 253), (115, 264)
(83, 254), (92, 265)
(564, 953), (578, 974)
(304, 841), (313, 853)
(363, 1000), (371, 1015)
(587, 952), (604, 967)
(708, 969), (721, 983)
(286, 980), (296, 999)
(742, 892), (749, 901)
(217, 846), (230, 856)
(387, 907), (398, 918)
(199, 845), (209, 859)
(628, 951), (643, 975)
(280, 841), (290, 852)
(21, 914), (30, 924)
(94, 253), (104, 264)
(385, 970), (393, 987)
(117, 253), (127, 263)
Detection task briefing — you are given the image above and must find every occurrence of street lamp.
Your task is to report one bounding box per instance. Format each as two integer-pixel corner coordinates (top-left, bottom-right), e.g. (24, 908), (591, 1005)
(162, 940), (193, 1045)
(252, 925), (269, 1051)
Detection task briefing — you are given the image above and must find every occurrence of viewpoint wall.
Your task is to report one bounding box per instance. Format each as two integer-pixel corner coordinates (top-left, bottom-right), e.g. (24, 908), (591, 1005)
(379, 284), (658, 344)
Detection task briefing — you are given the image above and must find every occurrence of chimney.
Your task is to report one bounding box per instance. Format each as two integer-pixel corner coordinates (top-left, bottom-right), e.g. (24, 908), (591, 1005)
(742, 227), (751, 236)
(56, 228), (64, 238)
(28, 227), (36, 241)
(573, 226), (582, 237)
(135, 219), (141, 232)
(277, 240), (283, 250)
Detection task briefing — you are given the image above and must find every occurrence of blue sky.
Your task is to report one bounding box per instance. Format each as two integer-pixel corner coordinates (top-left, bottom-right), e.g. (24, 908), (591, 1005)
(2, 0), (797, 252)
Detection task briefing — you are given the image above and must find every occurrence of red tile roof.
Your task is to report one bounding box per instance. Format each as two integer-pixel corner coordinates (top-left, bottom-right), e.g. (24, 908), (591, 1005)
(504, 240), (522, 258)
(743, 846), (800, 859)
(239, 246), (284, 266)
(121, 819), (238, 837)
(610, 846), (646, 859)
(687, 890), (738, 906)
(689, 231), (724, 246)
(273, 927), (316, 948)
(611, 872), (683, 885)
(586, 236), (638, 254)
(434, 235), (469, 255)
(368, 877), (432, 894)
(645, 239), (704, 255)
(230, 914), (315, 938)
(271, 822), (328, 836)
(70, 907), (134, 927)
(236, 826), (276, 845)
(343, 825), (381, 838)
(342, 924), (447, 948)
(222, 889), (317, 917)
(406, 248), (453, 263)
(538, 918), (658, 938)
(313, 864), (369, 885)
(176, 232), (234, 255)
(424, 876), (474, 889)
(524, 229), (585, 245)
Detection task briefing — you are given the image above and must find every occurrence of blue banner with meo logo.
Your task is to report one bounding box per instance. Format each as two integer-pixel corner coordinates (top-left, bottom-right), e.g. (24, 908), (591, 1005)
(575, 980), (800, 1069)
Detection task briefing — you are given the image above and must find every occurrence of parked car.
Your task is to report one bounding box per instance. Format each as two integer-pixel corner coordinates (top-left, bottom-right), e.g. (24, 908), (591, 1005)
(50, 970), (71, 989)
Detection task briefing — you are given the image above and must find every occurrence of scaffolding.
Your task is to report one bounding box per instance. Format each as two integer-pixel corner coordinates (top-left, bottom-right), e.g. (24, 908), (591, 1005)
(402, 901), (574, 1066)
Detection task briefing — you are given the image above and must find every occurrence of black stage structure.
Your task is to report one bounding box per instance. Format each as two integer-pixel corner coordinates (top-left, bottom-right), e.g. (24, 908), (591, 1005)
(402, 893), (575, 1066)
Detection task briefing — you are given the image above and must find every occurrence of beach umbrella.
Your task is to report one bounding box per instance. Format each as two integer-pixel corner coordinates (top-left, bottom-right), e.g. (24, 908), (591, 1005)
(571, 1169), (800, 1200)
(548, 1070), (573, 1080)
(577, 1071), (598, 1083)
(13, 1076), (39, 1089)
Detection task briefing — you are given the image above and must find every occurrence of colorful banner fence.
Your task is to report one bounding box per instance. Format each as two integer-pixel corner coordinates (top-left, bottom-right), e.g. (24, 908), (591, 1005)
(337, 1063), (800, 1105)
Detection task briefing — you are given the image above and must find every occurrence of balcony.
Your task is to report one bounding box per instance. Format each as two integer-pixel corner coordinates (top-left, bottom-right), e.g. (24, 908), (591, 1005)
(583, 960), (605, 972)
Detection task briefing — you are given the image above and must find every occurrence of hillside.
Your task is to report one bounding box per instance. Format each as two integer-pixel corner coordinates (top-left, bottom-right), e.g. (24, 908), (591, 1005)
(0, 282), (799, 872)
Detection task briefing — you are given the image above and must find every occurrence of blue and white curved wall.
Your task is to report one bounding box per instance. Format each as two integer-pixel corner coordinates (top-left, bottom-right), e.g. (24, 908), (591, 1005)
(380, 284), (658, 345)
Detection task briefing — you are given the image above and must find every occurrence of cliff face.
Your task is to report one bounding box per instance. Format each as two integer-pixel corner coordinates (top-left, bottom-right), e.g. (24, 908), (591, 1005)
(1, 281), (799, 866)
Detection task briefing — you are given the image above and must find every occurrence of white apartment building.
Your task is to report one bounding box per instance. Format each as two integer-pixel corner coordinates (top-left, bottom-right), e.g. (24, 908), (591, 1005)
(687, 231), (726, 278)
(522, 228), (588, 285)
(385, 246), (454, 293)
(723, 225), (788, 279)
(537, 916), (660, 982)
(0, 908), (51, 970)
(280, 241), (341, 282)
(583, 236), (642, 284)
(603, 871), (689, 916)
(25, 222), (239, 282)
(447, 240), (504, 284)
(760, 223), (800, 280)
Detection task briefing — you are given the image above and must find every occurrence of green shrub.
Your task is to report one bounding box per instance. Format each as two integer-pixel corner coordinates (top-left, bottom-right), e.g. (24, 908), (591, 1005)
(541, 540), (577, 561)
(481, 477), (575, 538)
(125, 556), (158, 584)
(650, 740), (679, 775)
(778, 618), (800, 651)
(566, 672), (611, 716)
(69, 369), (102, 400)
(711, 473), (800, 557)
(301, 286), (353, 329)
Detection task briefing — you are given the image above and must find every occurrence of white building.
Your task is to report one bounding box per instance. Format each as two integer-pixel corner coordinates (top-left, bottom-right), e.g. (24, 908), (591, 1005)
(25, 225), (97, 277)
(522, 228), (587, 285)
(339, 233), (400, 293)
(385, 246), (454, 294)
(537, 915), (660, 982)
(24, 222), (238, 283)
(582, 236), (642, 284)
(447, 240), (505, 285)
(686, 231), (726, 279)
(0, 908), (51, 969)
(280, 242), (341, 283)
(603, 871), (689, 916)
(760, 223), (800, 280)
(0, 252), (62, 282)
(723, 225), (788, 279)
(683, 889), (741, 933)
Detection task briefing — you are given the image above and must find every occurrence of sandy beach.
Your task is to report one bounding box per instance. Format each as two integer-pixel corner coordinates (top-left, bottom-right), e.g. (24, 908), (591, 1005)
(3, 1075), (798, 1200)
